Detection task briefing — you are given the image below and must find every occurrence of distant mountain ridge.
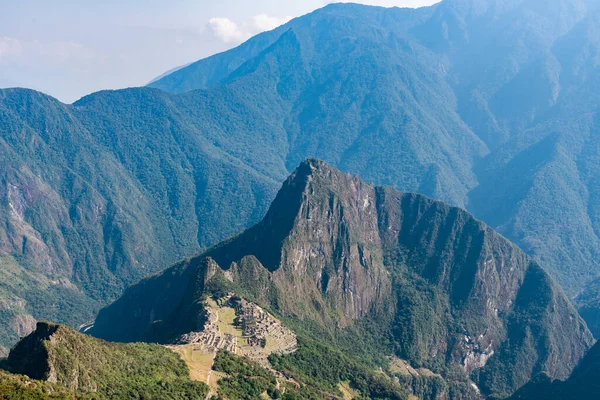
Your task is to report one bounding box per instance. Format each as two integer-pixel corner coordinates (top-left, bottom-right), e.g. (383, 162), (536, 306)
(91, 159), (593, 399)
(2, 0), (600, 354)
(150, 0), (600, 330)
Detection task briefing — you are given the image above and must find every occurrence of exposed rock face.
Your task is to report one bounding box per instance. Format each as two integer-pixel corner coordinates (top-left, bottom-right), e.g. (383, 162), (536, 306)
(9, 314), (36, 339)
(206, 159), (392, 326)
(91, 159), (593, 397)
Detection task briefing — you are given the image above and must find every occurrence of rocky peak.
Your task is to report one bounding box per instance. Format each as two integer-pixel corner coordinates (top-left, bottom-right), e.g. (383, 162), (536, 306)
(91, 159), (593, 397)
(206, 158), (390, 325)
(7, 322), (59, 381)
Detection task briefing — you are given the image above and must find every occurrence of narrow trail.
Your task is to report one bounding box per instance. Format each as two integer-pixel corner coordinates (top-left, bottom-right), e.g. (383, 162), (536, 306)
(205, 370), (214, 400)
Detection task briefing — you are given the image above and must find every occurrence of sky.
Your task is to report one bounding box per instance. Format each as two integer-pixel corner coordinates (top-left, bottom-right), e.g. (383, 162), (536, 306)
(0, 0), (438, 103)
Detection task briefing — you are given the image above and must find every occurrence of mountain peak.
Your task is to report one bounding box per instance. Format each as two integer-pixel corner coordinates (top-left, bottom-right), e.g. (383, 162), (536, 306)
(92, 161), (592, 396)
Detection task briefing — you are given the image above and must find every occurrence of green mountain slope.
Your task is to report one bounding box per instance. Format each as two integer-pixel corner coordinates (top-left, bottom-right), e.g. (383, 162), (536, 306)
(91, 160), (593, 399)
(3, 321), (209, 399)
(508, 340), (600, 400)
(149, 0), (600, 331)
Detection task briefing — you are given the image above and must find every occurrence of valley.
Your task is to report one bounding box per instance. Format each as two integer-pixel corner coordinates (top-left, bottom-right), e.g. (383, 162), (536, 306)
(1, 0), (600, 399)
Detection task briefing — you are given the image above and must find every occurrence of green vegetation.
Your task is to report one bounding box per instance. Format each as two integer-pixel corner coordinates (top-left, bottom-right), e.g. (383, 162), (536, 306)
(212, 351), (278, 400)
(92, 160), (592, 399)
(5, 322), (209, 400)
(0, 370), (77, 400)
(210, 349), (406, 400)
(269, 338), (408, 400)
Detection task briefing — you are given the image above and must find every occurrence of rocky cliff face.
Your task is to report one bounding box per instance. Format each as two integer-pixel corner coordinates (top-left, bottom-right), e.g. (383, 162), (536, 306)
(91, 159), (593, 397)
(206, 159), (393, 326)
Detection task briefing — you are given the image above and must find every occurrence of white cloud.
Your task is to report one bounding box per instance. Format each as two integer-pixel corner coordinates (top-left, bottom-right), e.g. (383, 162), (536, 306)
(208, 14), (292, 44)
(208, 18), (247, 43)
(251, 14), (293, 32)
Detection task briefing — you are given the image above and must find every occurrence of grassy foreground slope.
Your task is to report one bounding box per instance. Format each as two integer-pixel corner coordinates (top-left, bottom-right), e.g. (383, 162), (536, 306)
(3, 322), (209, 400)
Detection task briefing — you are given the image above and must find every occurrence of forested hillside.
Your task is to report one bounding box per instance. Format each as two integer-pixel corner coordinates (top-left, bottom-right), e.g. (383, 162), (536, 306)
(91, 160), (593, 399)
(3, 0), (600, 353)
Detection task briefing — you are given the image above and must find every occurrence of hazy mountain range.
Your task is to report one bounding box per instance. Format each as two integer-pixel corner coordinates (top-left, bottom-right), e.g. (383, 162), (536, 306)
(0, 1), (600, 398)
(2, 160), (594, 399)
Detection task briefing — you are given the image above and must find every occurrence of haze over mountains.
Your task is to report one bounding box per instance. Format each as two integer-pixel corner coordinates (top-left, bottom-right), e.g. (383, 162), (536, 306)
(0, 159), (594, 399)
(150, 0), (600, 298)
(0, 0), (600, 389)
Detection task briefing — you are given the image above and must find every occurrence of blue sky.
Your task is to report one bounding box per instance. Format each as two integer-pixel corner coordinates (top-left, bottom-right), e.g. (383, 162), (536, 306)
(0, 0), (438, 103)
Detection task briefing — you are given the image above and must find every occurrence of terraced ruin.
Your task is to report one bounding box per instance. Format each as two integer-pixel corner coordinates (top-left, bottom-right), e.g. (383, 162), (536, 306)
(168, 295), (297, 392)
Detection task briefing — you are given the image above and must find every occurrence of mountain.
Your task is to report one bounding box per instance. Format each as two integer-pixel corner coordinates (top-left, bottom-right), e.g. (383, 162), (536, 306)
(0, 87), (280, 352)
(2, 321), (209, 399)
(90, 160), (593, 399)
(3, 0), (600, 353)
(0, 369), (76, 399)
(508, 340), (600, 400)
(148, 0), (600, 332)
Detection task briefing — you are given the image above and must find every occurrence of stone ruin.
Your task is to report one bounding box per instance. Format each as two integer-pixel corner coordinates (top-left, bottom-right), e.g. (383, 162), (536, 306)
(231, 297), (297, 356)
(173, 294), (297, 365)
(174, 302), (237, 353)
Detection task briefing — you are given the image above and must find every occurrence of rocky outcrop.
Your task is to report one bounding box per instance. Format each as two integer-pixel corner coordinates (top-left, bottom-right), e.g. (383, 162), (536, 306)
(5, 321), (208, 398)
(91, 159), (593, 398)
(205, 159), (393, 326)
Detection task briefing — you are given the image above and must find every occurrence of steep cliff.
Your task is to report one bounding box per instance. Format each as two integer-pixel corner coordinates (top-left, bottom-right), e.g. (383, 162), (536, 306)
(91, 160), (593, 397)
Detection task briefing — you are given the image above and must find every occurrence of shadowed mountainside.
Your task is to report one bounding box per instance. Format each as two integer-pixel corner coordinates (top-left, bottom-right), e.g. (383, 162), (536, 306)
(3, 0), (600, 352)
(91, 159), (593, 399)
(508, 340), (600, 400)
